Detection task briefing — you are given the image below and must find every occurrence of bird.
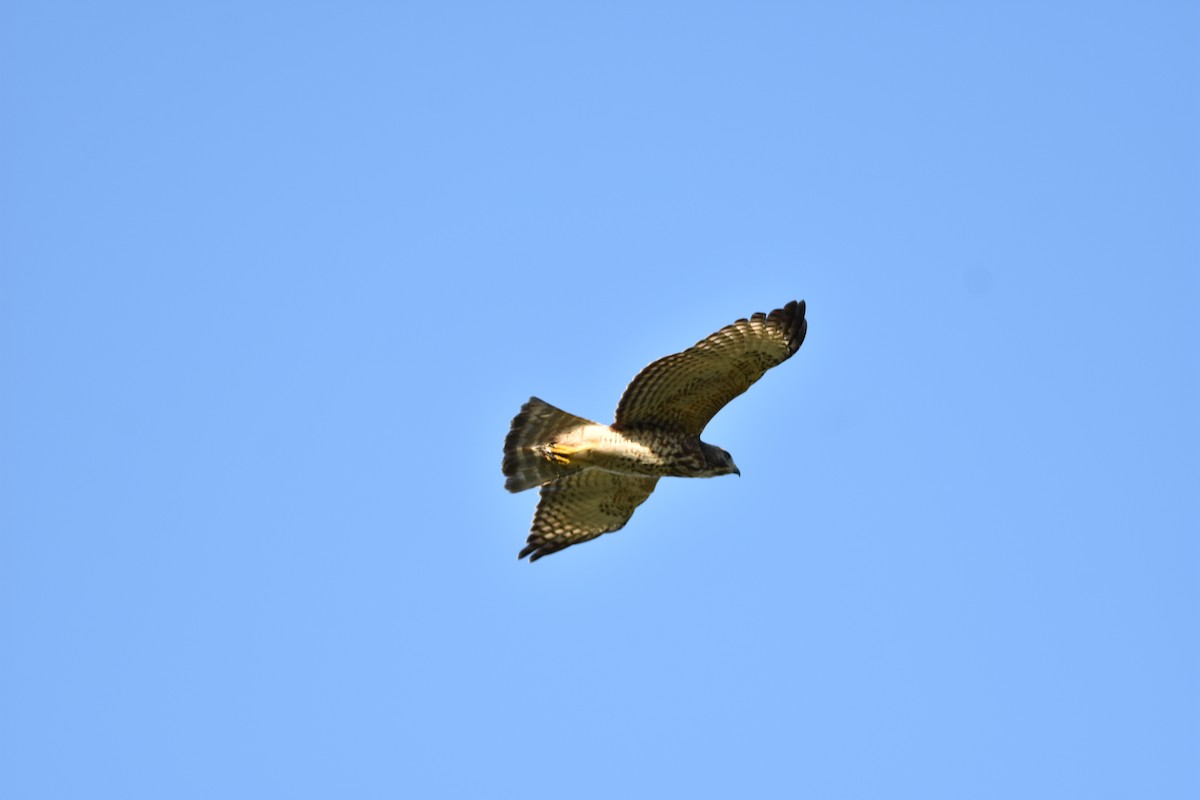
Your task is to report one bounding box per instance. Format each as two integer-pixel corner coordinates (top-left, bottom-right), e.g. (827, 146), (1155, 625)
(502, 300), (807, 562)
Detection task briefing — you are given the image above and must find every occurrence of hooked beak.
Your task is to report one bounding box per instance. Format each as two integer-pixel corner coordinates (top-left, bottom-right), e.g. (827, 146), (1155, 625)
(733, 465), (741, 477)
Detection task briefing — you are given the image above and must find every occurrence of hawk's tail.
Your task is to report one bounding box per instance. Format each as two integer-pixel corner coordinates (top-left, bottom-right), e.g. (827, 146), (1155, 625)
(503, 397), (596, 493)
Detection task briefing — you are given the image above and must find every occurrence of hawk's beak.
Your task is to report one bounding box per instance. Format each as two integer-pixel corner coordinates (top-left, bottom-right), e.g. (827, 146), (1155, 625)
(733, 466), (741, 477)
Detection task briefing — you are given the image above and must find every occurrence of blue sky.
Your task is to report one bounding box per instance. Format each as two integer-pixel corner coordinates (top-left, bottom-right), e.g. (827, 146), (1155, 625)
(2, 2), (1197, 798)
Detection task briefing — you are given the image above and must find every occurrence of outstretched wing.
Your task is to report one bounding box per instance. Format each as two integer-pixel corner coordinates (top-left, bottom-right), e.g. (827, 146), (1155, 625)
(613, 300), (806, 436)
(519, 471), (661, 562)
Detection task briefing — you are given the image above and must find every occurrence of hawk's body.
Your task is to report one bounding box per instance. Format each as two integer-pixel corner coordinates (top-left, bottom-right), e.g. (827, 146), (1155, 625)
(503, 300), (807, 561)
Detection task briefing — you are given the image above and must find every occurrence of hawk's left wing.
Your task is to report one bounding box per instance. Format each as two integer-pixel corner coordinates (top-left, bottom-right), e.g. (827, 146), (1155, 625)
(519, 472), (660, 562)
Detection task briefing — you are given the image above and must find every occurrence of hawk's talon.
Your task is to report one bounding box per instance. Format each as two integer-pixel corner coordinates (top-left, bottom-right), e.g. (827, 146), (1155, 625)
(545, 443), (577, 465)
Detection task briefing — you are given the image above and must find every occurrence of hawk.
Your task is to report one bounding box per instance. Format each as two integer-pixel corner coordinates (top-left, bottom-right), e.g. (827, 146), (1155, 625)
(503, 300), (807, 562)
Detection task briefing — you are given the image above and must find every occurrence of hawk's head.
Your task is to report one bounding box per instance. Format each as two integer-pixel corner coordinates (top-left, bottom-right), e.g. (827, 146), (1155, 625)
(699, 442), (741, 478)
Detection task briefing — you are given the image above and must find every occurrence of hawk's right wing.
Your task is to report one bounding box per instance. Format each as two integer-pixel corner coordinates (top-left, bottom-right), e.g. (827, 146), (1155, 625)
(519, 472), (660, 562)
(613, 300), (806, 436)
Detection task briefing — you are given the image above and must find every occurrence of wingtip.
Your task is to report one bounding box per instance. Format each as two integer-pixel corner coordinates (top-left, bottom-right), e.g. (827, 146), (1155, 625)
(773, 299), (807, 355)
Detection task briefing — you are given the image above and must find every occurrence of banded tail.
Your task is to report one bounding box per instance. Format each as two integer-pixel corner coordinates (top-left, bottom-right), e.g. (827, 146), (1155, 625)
(502, 397), (597, 493)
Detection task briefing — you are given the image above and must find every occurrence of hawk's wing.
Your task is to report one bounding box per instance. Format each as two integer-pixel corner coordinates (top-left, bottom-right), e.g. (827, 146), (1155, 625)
(519, 471), (661, 562)
(613, 300), (806, 436)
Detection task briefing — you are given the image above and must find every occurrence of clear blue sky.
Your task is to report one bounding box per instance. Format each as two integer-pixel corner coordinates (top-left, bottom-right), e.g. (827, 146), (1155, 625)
(2, 3), (1197, 798)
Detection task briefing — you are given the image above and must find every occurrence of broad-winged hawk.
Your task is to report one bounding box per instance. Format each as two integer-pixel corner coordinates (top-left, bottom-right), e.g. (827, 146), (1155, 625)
(503, 300), (807, 561)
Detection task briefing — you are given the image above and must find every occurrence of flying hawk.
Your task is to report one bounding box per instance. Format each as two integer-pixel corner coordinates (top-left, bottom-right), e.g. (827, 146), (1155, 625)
(503, 300), (807, 562)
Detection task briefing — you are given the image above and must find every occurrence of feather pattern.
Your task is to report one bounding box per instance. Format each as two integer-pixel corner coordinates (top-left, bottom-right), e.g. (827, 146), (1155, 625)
(613, 300), (806, 435)
(519, 472), (660, 562)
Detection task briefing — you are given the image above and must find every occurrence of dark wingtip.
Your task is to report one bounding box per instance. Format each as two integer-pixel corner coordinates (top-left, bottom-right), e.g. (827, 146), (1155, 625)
(518, 543), (544, 562)
(764, 299), (806, 356)
(781, 299), (806, 355)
